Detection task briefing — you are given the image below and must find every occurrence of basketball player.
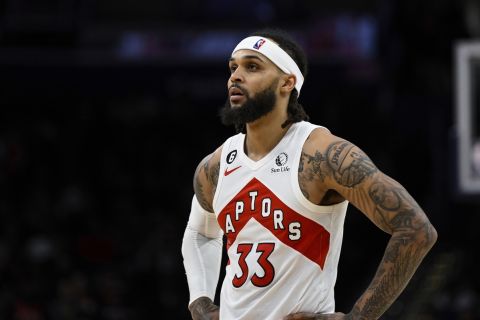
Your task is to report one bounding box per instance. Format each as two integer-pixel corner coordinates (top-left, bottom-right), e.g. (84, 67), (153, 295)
(181, 28), (437, 320)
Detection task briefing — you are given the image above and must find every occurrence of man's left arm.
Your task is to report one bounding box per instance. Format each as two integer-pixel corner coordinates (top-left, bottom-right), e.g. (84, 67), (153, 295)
(286, 138), (437, 320)
(330, 139), (438, 319)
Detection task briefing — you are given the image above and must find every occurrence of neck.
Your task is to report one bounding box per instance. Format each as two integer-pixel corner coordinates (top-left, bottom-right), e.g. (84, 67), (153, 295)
(244, 107), (291, 161)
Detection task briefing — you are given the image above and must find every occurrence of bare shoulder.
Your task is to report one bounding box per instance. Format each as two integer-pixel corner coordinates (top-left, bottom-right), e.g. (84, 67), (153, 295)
(299, 127), (379, 200)
(193, 145), (223, 212)
(302, 126), (334, 154)
(300, 127), (349, 174)
(298, 127), (348, 204)
(303, 128), (378, 187)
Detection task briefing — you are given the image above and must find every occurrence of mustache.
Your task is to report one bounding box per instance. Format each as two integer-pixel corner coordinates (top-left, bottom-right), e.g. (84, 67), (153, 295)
(229, 83), (248, 96)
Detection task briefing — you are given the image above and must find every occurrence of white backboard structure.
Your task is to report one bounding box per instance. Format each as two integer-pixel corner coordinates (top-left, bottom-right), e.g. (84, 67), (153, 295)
(455, 41), (480, 195)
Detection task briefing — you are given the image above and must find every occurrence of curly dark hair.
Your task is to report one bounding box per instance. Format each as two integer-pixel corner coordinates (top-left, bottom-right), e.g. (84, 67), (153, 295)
(234, 28), (310, 133)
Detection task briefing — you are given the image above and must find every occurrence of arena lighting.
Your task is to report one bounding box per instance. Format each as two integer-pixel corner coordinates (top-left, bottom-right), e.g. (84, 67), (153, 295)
(455, 41), (480, 195)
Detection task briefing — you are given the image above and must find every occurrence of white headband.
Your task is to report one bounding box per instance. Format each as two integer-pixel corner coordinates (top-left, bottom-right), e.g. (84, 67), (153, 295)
(232, 36), (304, 96)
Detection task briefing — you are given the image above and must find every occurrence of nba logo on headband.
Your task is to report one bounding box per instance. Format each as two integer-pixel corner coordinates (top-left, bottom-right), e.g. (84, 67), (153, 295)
(253, 39), (266, 50)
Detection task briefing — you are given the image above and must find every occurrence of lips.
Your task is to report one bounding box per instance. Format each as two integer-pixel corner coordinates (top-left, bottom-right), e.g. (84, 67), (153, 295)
(229, 86), (246, 105)
(229, 87), (245, 97)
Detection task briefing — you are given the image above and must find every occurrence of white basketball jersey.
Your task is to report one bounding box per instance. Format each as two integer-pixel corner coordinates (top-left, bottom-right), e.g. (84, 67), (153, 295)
(213, 121), (349, 320)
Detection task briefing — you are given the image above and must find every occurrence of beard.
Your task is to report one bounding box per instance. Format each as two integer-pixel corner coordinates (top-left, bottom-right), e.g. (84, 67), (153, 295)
(219, 80), (278, 128)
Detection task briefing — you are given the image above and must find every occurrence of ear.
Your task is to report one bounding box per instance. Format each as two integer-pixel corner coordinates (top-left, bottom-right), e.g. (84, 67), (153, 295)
(280, 74), (296, 94)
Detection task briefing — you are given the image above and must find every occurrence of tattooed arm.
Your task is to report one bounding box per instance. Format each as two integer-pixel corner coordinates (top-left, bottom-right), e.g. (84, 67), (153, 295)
(193, 149), (221, 212)
(288, 129), (437, 320)
(182, 147), (223, 320)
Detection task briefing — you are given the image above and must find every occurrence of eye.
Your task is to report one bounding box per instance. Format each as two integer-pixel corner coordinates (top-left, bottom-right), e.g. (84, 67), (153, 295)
(247, 63), (258, 71)
(229, 64), (238, 73)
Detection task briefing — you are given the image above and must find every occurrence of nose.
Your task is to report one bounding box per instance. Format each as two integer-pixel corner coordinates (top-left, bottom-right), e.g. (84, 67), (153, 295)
(229, 67), (243, 84)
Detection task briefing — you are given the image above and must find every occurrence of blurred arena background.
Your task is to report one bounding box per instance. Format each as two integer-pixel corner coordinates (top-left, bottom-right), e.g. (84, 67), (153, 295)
(1, 0), (480, 319)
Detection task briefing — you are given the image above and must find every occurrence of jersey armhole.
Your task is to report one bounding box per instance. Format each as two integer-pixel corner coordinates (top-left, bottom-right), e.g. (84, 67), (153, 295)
(212, 136), (236, 212)
(290, 124), (349, 213)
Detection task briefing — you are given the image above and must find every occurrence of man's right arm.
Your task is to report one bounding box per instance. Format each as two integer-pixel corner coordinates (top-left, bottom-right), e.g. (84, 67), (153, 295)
(181, 150), (223, 320)
(193, 152), (221, 212)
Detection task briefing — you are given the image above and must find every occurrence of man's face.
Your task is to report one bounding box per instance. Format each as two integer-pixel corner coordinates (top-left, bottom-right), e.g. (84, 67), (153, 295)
(220, 50), (281, 127)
